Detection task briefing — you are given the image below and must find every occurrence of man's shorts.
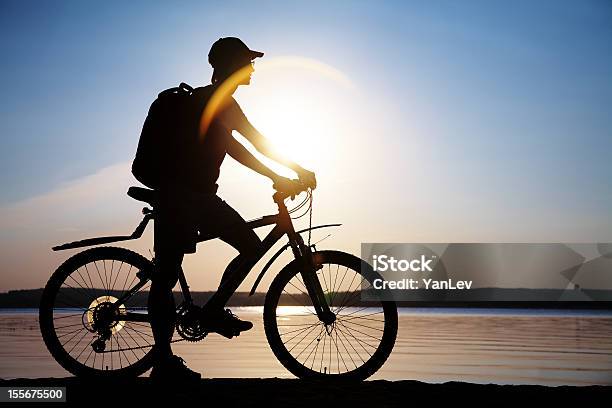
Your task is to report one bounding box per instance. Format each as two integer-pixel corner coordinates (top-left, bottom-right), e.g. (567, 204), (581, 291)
(154, 191), (251, 254)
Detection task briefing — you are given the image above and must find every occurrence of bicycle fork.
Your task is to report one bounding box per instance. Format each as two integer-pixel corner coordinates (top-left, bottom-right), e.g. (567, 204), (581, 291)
(294, 243), (336, 325)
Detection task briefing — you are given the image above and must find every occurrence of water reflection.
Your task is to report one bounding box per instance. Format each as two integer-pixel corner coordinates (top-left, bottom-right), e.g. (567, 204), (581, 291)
(0, 308), (610, 385)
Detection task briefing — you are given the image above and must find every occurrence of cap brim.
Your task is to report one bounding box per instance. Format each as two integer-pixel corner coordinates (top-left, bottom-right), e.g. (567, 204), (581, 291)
(249, 50), (264, 59)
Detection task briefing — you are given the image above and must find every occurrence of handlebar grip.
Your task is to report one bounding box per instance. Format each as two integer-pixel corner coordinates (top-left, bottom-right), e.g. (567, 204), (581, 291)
(273, 179), (308, 200)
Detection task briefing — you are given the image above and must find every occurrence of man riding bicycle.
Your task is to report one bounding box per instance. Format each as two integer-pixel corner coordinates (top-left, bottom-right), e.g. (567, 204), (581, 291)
(146, 37), (316, 381)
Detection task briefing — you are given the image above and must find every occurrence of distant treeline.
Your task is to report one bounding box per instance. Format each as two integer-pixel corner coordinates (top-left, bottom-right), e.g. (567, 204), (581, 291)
(1, 288), (611, 309)
(0, 288), (265, 308)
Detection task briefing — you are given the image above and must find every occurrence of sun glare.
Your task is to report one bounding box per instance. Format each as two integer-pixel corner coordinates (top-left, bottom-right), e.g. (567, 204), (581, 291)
(237, 56), (355, 174)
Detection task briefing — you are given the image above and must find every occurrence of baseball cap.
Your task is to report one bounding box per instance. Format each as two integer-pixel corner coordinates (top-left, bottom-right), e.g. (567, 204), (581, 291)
(208, 37), (264, 68)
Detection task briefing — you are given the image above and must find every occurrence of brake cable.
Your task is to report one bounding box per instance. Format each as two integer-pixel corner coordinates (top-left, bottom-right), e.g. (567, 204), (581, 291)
(287, 189), (314, 246)
(288, 190), (310, 215)
(308, 191), (313, 246)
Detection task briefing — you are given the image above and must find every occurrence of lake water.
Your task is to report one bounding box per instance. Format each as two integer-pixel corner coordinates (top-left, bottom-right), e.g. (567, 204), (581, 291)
(1, 308), (611, 385)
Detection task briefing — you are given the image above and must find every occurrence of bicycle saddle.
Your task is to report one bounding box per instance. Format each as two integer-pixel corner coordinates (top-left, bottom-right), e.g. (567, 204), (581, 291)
(127, 186), (157, 205)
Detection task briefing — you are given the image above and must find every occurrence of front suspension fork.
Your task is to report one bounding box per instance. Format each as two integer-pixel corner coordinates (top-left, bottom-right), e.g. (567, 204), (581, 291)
(297, 244), (336, 325)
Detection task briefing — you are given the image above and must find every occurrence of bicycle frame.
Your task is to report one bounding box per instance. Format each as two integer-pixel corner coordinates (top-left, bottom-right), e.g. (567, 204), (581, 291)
(183, 191), (337, 324)
(54, 190), (342, 326)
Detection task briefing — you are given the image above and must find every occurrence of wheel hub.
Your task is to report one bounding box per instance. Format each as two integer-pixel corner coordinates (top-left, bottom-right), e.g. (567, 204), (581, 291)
(85, 296), (126, 334)
(320, 310), (336, 325)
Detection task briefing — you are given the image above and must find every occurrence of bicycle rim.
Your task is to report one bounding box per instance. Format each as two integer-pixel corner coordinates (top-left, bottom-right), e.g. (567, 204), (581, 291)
(264, 250), (398, 380)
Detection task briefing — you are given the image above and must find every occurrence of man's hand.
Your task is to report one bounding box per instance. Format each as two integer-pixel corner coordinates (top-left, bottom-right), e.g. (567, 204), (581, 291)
(296, 168), (317, 190)
(272, 176), (301, 194)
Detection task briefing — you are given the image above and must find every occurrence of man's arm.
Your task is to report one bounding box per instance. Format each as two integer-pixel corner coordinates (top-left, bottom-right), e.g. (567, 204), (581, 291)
(225, 135), (296, 190)
(239, 121), (300, 170)
(233, 116), (316, 188)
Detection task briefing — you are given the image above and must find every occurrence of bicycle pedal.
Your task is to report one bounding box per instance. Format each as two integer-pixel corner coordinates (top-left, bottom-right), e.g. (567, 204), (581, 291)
(217, 330), (240, 339)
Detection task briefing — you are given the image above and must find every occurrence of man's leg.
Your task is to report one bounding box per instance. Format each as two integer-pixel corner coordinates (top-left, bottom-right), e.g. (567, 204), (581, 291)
(200, 197), (263, 311)
(148, 247), (183, 360)
(148, 194), (200, 381)
(206, 232), (262, 310)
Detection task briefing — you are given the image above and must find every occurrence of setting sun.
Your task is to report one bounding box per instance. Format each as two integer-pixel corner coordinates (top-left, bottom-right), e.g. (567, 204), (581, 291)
(236, 56), (355, 174)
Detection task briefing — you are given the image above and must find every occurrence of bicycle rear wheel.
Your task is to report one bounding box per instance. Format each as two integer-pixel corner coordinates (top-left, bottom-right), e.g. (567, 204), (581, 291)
(39, 247), (156, 377)
(264, 250), (398, 380)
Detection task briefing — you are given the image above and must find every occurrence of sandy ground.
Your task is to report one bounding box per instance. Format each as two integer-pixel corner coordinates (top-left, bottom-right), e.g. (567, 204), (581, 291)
(0, 377), (609, 406)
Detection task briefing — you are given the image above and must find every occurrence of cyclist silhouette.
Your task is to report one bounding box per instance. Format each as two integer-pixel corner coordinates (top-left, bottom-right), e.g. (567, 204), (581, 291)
(148, 37), (317, 381)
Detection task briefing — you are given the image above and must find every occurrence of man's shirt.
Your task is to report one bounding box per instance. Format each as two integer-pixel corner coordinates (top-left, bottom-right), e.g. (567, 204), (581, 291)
(163, 84), (248, 194)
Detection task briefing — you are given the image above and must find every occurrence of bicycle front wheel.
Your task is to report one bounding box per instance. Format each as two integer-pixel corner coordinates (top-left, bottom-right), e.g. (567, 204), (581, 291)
(264, 250), (398, 380)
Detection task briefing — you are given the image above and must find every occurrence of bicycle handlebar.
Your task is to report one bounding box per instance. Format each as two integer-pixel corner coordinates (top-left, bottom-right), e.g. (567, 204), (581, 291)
(272, 179), (310, 202)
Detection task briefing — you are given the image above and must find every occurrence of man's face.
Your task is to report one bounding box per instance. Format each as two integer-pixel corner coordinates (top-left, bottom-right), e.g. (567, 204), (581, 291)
(235, 57), (255, 86)
(222, 55), (254, 86)
(214, 55), (256, 87)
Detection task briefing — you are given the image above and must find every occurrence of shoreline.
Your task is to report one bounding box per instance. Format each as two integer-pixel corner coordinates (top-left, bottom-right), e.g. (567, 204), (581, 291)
(2, 289), (612, 309)
(2, 306), (612, 316)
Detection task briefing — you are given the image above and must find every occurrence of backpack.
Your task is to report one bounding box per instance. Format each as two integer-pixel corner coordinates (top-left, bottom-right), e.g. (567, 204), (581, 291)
(132, 82), (201, 189)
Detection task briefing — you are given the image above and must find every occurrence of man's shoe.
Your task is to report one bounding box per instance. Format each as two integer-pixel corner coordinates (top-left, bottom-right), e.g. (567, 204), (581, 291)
(202, 308), (253, 339)
(150, 355), (201, 383)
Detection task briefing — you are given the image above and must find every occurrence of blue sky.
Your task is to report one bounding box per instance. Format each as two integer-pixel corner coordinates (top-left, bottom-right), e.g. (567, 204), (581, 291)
(1, 0), (610, 204)
(1, 0), (611, 290)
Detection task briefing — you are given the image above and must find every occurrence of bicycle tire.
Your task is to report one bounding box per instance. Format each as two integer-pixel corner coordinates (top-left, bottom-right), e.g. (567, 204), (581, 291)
(39, 246), (157, 377)
(264, 250), (398, 380)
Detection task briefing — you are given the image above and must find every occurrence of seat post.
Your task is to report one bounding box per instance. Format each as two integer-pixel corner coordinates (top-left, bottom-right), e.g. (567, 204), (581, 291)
(177, 268), (193, 304)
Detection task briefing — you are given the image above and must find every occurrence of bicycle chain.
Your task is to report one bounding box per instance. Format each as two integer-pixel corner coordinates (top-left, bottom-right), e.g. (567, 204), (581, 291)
(97, 337), (185, 353)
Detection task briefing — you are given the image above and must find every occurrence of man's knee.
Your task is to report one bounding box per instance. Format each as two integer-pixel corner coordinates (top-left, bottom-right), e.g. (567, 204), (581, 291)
(246, 234), (263, 256)
(225, 230), (262, 258)
(152, 250), (183, 289)
(239, 229), (263, 256)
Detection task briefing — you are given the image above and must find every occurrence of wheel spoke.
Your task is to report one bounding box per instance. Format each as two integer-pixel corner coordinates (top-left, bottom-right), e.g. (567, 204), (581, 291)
(335, 271), (359, 310)
(307, 326), (324, 370)
(341, 318), (384, 332)
(336, 321), (378, 350)
(52, 312), (86, 320)
(288, 323), (322, 354)
(279, 322), (320, 337)
(270, 256), (396, 378)
(329, 266), (348, 307)
(282, 322), (320, 343)
(281, 288), (317, 315)
(42, 250), (156, 375)
(92, 261), (108, 294)
(337, 308), (383, 319)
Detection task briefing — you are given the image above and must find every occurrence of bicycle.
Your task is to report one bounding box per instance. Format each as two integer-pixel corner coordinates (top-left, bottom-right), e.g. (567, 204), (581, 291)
(39, 184), (398, 380)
